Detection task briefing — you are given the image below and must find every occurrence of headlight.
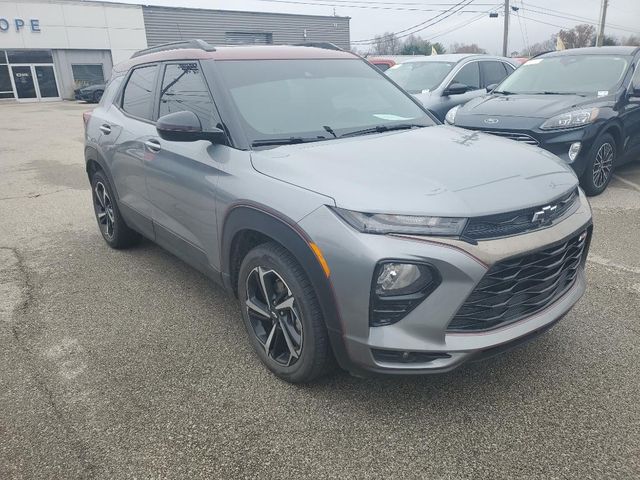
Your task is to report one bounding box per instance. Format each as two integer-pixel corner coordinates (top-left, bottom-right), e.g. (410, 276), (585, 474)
(540, 108), (599, 130)
(445, 105), (460, 125)
(332, 207), (467, 236)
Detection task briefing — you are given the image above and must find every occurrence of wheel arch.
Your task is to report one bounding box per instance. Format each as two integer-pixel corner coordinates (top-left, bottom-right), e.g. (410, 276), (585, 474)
(221, 203), (352, 371)
(600, 121), (624, 154)
(85, 146), (120, 200)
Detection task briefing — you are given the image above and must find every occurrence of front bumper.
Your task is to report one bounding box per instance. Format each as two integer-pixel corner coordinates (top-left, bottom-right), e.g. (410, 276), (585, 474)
(298, 190), (592, 376)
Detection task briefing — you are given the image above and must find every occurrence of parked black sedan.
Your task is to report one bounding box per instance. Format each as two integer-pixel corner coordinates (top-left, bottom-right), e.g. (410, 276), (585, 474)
(446, 47), (640, 195)
(74, 83), (105, 103)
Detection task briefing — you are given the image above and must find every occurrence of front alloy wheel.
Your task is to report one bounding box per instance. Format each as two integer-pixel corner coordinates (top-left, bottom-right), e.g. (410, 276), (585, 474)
(238, 242), (334, 383)
(245, 266), (303, 366)
(592, 142), (614, 190)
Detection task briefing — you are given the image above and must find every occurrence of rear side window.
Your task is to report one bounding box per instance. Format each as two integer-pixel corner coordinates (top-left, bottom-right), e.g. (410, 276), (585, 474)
(99, 75), (124, 107)
(481, 61), (511, 87)
(122, 65), (158, 120)
(451, 62), (480, 89)
(159, 63), (219, 129)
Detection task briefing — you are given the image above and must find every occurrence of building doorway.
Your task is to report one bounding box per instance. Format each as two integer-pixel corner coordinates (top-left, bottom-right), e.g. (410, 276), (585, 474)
(9, 64), (61, 102)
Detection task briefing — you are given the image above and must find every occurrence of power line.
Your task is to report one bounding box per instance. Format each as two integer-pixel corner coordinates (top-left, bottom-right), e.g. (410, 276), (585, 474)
(523, 2), (637, 33)
(427, 5), (502, 41)
(352, 0), (475, 44)
(249, 0), (496, 14)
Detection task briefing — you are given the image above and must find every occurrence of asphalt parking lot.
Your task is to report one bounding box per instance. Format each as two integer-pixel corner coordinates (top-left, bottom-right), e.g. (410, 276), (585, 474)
(1, 101), (639, 479)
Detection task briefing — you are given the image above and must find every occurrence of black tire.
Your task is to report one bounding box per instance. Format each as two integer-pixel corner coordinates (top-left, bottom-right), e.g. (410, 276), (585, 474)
(580, 133), (616, 196)
(238, 242), (334, 383)
(90, 170), (140, 249)
(93, 90), (103, 103)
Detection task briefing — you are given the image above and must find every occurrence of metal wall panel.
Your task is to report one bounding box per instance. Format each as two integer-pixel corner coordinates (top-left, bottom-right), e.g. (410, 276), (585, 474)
(142, 7), (350, 50)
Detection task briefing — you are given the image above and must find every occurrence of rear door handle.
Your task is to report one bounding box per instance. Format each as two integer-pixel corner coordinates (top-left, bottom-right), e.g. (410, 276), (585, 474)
(144, 139), (161, 152)
(99, 124), (111, 134)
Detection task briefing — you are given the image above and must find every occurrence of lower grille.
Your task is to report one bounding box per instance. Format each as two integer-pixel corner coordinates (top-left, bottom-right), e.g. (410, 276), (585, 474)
(448, 229), (590, 332)
(477, 129), (539, 145)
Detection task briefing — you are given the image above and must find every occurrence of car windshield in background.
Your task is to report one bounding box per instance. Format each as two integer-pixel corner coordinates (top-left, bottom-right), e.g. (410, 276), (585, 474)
(215, 59), (435, 146)
(496, 55), (630, 95)
(385, 61), (455, 93)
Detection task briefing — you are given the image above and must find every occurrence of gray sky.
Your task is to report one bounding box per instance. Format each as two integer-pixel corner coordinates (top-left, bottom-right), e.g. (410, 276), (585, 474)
(97, 0), (640, 54)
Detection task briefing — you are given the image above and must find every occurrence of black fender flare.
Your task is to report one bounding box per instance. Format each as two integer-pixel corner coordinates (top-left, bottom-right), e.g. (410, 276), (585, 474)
(84, 146), (120, 201)
(220, 203), (352, 371)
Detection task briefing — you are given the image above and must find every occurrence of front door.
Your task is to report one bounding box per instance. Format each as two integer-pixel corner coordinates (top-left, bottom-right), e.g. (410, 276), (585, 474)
(10, 64), (61, 101)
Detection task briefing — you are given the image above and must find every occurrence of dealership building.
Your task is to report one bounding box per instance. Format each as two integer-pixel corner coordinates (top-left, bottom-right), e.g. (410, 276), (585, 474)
(0, 0), (350, 101)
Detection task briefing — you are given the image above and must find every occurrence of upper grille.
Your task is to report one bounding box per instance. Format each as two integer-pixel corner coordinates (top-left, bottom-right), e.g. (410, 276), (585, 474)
(448, 228), (590, 332)
(463, 188), (579, 241)
(477, 129), (539, 145)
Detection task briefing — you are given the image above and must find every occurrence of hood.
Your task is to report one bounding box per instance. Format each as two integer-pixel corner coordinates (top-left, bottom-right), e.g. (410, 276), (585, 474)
(250, 125), (578, 217)
(459, 93), (605, 119)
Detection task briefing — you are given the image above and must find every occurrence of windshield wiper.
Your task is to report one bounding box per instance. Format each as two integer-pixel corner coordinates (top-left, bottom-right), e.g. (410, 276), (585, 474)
(341, 123), (425, 138)
(538, 91), (584, 96)
(251, 136), (327, 147)
(493, 90), (516, 95)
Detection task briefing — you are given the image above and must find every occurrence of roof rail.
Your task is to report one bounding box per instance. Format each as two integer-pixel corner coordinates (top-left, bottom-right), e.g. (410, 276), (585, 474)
(131, 39), (216, 58)
(293, 42), (343, 51)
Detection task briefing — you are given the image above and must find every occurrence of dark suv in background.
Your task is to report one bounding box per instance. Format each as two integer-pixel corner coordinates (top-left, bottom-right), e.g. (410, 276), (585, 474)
(446, 47), (640, 195)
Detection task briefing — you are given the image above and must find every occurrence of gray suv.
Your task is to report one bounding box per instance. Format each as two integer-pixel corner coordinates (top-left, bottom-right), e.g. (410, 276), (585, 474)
(84, 40), (592, 383)
(386, 54), (517, 122)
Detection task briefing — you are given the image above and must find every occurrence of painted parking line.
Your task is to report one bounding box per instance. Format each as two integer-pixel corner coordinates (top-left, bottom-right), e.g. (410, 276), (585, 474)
(612, 174), (640, 192)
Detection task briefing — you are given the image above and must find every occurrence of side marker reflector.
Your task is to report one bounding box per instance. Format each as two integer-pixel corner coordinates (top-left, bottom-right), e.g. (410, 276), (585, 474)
(309, 242), (330, 277)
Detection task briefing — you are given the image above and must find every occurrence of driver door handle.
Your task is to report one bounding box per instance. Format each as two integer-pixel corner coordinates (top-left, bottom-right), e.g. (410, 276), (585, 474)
(144, 139), (161, 152)
(99, 124), (111, 134)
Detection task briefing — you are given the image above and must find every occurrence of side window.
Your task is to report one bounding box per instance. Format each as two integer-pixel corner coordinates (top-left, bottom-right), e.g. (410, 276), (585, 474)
(159, 63), (219, 129)
(451, 63), (480, 90)
(633, 64), (640, 89)
(481, 61), (511, 87)
(122, 65), (158, 120)
(99, 74), (124, 107)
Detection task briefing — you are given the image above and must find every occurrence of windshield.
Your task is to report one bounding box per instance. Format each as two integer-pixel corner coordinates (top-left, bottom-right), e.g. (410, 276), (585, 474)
(215, 59), (435, 146)
(497, 54), (630, 95)
(386, 61), (455, 93)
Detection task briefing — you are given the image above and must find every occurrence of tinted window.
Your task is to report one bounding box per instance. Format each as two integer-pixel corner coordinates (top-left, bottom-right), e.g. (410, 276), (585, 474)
(159, 63), (218, 129)
(386, 61), (455, 93)
(374, 63), (391, 72)
(100, 75), (124, 107)
(122, 65), (158, 120)
(481, 61), (510, 87)
(216, 59), (435, 145)
(72, 64), (104, 88)
(633, 65), (640, 89)
(498, 55), (630, 95)
(7, 50), (53, 63)
(451, 62), (480, 89)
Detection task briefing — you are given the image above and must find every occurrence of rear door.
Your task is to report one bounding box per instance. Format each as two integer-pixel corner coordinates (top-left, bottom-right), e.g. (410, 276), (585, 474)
(145, 61), (225, 273)
(480, 60), (514, 89)
(104, 64), (160, 239)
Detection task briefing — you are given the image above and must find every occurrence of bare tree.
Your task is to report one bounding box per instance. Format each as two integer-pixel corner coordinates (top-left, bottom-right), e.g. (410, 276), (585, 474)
(528, 36), (556, 56)
(372, 32), (402, 55)
(621, 35), (640, 46)
(558, 24), (596, 49)
(449, 42), (487, 54)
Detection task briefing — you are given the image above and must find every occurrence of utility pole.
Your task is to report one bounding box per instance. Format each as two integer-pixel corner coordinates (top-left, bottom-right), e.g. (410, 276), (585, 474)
(502, 0), (510, 57)
(596, 0), (609, 47)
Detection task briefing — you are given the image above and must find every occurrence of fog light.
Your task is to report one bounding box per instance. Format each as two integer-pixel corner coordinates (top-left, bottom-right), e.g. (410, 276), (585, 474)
(370, 262), (441, 327)
(568, 142), (581, 162)
(375, 263), (433, 296)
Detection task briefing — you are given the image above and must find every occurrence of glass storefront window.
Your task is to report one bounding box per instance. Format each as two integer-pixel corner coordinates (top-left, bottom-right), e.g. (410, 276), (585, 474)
(7, 50), (53, 64)
(71, 64), (104, 88)
(0, 64), (12, 98)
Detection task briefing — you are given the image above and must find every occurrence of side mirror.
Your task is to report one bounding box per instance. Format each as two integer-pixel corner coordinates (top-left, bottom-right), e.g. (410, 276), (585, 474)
(443, 83), (469, 96)
(486, 83), (498, 93)
(156, 111), (226, 144)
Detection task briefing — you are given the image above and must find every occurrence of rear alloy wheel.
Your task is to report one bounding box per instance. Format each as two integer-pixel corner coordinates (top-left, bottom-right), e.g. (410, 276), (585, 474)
(581, 133), (616, 196)
(90, 170), (140, 249)
(238, 242), (334, 383)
